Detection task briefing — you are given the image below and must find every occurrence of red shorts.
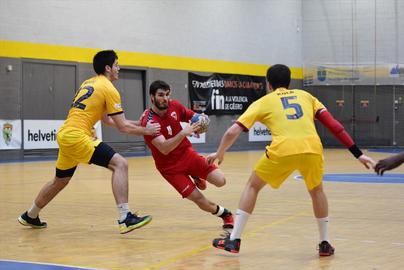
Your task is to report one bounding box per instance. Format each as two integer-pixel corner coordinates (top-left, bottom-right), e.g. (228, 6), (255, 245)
(158, 149), (218, 198)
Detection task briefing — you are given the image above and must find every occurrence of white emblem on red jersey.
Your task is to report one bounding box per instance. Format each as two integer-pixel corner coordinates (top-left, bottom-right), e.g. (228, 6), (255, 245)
(166, 126), (172, 136)
(170, 111), (177, 120)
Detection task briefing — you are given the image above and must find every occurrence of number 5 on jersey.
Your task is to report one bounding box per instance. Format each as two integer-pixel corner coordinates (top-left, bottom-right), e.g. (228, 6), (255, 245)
(281, 96), (303, 120)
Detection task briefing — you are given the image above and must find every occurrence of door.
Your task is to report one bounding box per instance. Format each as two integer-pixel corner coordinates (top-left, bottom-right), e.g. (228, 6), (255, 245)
(394, 85), (404, 146)
(102, 69), (146, 152)
(373, 86), (394, 146)
(22, 62), (76, 119)
(313, 85), (354, 146)
(22, 62), (76, 156)
(354, 86), (393, 146)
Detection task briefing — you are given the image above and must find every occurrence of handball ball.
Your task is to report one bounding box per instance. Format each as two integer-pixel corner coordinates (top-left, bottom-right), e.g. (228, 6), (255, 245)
(190, 113), (210, 134)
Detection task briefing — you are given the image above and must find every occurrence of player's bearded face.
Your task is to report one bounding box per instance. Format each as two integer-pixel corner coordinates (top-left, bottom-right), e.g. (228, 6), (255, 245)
(152, 89), (170, 110)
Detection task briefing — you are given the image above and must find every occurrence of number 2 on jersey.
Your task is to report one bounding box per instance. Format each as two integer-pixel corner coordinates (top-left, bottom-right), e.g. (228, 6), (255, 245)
(71, 86), (94, 110)
(281, 96), (303, 119)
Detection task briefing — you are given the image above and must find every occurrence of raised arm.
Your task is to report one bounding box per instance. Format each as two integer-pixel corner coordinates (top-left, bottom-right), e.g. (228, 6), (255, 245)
(316, 109), (375, 169)
(207, 123), (244, 165)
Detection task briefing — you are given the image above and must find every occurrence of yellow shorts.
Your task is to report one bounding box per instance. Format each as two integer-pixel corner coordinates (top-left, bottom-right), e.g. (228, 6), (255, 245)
(254, 153), (324, 190)
(56, 128), (101, 170)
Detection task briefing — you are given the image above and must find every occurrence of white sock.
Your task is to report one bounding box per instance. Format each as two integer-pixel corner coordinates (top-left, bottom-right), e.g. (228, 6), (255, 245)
(317, 216), (329, 242)
(27, 203), (41, 218)
(117, 203), (130, 222)
(214, 205), (225, 216)
(230, 209), (250, 240)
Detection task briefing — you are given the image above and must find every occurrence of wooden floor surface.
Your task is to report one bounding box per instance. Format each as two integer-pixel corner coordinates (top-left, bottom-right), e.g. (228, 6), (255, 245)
(0, 149), (403, 270)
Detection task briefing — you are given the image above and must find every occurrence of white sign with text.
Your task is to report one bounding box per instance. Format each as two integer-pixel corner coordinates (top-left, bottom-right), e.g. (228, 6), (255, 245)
(248, 122), (272, 142)
(23, 120), (103, 149)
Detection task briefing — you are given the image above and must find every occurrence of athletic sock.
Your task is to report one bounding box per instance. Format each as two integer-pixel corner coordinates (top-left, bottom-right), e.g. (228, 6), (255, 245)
(317, 216), (329, 242)
(230, 209), (250, 240)
(117, 203), (130, 222)
(27, 203), (41, 219)
(213, 205), (225, 217)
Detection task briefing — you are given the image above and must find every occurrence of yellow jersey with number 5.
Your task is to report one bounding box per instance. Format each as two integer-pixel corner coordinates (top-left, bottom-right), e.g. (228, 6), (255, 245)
(60, 75), (123, 136)
(237, 88), (325, 157)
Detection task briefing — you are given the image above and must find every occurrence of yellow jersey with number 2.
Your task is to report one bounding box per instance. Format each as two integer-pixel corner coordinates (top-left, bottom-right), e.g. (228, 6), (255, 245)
(237, 88), (325, 157)
(60, 75), (123, 136)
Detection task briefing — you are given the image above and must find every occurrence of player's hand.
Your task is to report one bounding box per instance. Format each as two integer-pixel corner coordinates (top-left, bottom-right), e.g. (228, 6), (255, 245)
(206, 152), (224, 165)
(358, 154), (376, 169)
(374, 155), (402, 176)
(145, 121), (161, 135)
(181, 122), (201, 137)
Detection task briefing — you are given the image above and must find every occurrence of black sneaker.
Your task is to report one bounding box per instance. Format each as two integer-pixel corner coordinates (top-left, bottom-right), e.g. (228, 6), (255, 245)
(318, 241), (335, 256)
(118, 212), (152, 234)
(18, 211), (47, 229)
(212, 236), (241, 253)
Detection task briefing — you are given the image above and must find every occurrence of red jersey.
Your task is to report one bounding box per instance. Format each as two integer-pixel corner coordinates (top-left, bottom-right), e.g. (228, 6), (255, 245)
(140, 100), (195, 170)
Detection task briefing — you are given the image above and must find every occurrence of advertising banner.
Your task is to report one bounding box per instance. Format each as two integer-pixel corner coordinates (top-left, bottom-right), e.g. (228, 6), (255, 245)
(248, 122), (272, 142)
(304, 64), (404, 86)
(23, 120), (103, 149)
(189, 72), (266, 115)
(0, 120), (22, 150)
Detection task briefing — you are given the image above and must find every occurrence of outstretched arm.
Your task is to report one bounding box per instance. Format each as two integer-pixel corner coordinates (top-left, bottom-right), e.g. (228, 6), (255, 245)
(106, 113), (160, 136)
(374, 152), (404, 175)
(316, 109), (375, 169)
(207, 123), (244, 165)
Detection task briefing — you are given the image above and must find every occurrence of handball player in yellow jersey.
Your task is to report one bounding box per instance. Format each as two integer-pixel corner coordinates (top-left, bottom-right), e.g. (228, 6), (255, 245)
(18, 50), (160, 234)
(208, 64), (375, 256)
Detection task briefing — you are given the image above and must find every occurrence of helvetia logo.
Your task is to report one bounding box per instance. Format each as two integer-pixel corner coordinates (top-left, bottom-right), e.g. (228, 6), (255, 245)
(27, 129), (57, 142)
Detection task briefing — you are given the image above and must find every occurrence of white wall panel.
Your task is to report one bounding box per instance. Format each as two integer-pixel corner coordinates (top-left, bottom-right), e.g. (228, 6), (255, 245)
(0, 0), (302, 66)
(303, 0), (403, 66)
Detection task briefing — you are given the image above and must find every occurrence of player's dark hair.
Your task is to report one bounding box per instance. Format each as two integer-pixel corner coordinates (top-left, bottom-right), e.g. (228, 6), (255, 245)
(93, 50), (118, 75)
(149, 80), (171, 95)
(266, 64), (291, 90)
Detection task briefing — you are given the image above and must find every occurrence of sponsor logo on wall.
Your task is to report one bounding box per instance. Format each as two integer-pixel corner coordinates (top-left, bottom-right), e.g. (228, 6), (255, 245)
(305, 64), (404, 85)
(23, 120), (103, 149)
(248, 122), (272, 142)
(0, 120), (22, 149)
(24, 120), (64, 149)
(189, 72), (266, 115)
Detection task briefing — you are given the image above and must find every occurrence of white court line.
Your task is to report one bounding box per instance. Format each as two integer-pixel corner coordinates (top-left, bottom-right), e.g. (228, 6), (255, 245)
(360, 240), (377, 244)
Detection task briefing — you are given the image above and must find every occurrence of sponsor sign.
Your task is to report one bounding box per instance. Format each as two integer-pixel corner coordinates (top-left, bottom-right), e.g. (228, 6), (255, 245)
(248, 122), (272, 142)
(0, 120), (22, 149)
(23, 120), (103, 149)
(189, 72), (266, 115)
(304, 64), (404, 85)
(24, 120), (63, 149)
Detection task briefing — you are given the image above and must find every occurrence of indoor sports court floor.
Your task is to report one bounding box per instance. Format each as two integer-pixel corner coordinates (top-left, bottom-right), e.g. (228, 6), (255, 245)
(0, 149), (403, 270)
